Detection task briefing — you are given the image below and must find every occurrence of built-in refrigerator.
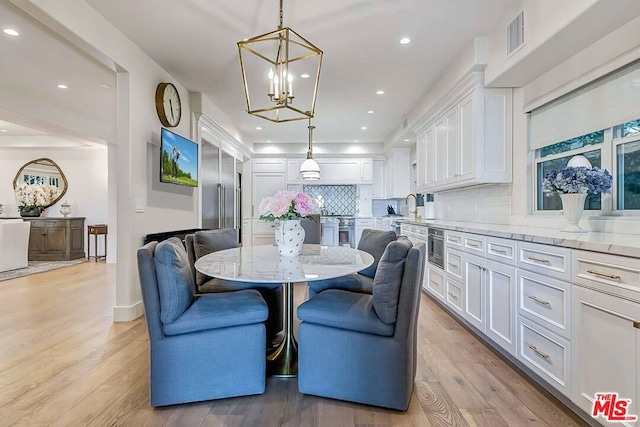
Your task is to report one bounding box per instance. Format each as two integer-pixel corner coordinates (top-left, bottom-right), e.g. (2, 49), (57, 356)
(201, 140), (237, 231)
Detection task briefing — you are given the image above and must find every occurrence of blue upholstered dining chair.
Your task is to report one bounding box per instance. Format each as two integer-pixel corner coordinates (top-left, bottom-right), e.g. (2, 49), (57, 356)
(297, 240), (426, 410)
(306, 229), (397, 297)
(137, 238), (268, 407)
(185, 229), (283, 344)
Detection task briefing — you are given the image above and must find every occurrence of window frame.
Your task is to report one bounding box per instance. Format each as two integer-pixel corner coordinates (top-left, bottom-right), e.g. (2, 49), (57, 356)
(612, 131), (640, 215)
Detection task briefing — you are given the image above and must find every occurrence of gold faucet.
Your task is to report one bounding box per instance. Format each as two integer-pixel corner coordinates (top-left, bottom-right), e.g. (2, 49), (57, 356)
(405, 193), (420, 221)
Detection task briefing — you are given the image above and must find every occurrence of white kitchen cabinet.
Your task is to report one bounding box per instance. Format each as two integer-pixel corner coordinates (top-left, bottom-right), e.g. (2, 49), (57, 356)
(286, 159), (302, 183)
(427, 266), (446, 302)
(251, 172), (285, 218)
(463, 252), (486, 333)
(373, 217), (390, 232)
(415, 73), (512, 193)
(445, 107), (459, 184)
(486, 260), (517, 356)
(571, 285), (640, 424)
(321, 222), (338, 246)
(416, 131), (426, 190)
(284, 158), (373, 184)
(433, 117), (447, 188)
(253, 158), (285, 173)
(241, 218), (251, 246)
(462, 254), (487, 333)
(458, 93), (475, 182)
(372, 160), (385, 198)
(424, 127), (435, 189)
(385, 148), (411, 198)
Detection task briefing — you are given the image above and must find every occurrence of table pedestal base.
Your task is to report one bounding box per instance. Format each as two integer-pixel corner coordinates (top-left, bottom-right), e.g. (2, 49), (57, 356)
(267, 281), (298, 377)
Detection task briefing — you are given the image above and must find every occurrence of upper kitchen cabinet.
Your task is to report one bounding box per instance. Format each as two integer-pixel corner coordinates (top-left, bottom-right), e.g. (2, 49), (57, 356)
(385, 148), (411, 198)
(286, 158), (373, 184)
(371, 159), (386, 199)
(416, 72), (512, 193)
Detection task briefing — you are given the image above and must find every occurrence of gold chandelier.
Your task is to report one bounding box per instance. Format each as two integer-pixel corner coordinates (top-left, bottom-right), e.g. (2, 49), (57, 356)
(237, 0), (323, 123)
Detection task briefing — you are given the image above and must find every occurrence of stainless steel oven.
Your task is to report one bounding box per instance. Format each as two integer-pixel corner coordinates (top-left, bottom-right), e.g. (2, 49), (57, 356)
(337, 216), (355, 248)
(428, 227), (444, 269)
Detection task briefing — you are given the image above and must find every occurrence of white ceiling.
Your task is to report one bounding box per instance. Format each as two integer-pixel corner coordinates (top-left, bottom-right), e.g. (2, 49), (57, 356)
(0, 1), (116, 148)
(85, 0), (515, 147)
(0, 0), (516, 150)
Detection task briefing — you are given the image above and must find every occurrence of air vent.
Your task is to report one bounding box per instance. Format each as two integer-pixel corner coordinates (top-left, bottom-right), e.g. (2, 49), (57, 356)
(507, 12), (524, 55)
(403, 117), (408, 129)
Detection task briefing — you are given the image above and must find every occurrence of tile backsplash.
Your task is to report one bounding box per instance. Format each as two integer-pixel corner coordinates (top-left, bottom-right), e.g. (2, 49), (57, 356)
(304, 185), (357, 216)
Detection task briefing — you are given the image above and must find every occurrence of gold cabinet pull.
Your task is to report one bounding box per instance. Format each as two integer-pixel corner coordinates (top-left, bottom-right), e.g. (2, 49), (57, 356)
(447, 292), (458, 300)
(491, 249), (507, 254)
(528, 295), (550, 306)
(467, 242), (481, 248)
(527, 344), (550, 360)
(448, 262), (459, 268)
(430, 280), (438, 285)
(587, 269), (621, 280)
(528, 256), (550, 264)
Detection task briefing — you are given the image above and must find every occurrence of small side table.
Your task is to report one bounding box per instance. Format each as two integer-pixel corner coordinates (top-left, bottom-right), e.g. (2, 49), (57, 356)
(87, 224), (108, 261)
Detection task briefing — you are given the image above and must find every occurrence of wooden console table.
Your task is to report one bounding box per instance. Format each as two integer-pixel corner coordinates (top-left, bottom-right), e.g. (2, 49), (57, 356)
(23, 217), (85, 261)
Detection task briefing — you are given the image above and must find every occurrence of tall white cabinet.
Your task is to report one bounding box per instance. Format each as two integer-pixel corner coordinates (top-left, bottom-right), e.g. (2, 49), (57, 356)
(415, 72), (512, 193)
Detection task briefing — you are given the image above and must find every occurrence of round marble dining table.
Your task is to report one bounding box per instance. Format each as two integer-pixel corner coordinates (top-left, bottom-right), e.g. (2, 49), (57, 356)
(194, 244), (374, 377)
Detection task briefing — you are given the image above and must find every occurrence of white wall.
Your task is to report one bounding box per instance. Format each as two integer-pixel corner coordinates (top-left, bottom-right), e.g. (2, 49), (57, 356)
(0, 147), (109, 253)
(18, 0), (201, 321)
(485, 0), (640, 87)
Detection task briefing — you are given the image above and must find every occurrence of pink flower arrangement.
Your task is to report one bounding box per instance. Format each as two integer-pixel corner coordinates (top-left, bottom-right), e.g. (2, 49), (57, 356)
(258, 191), (319, 222)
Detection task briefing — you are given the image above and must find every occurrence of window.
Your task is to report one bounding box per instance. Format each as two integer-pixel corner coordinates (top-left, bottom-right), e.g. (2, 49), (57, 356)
(615, 120), (640, 210)
(534, 119), (640, 213)
(535, 131), (604, 211)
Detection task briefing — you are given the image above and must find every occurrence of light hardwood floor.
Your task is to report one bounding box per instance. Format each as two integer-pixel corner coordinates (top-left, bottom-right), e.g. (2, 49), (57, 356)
(0, 262), (587, 426)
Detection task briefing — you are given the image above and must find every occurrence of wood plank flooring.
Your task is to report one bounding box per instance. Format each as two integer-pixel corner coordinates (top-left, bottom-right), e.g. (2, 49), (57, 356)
(0, 262), (588, 426)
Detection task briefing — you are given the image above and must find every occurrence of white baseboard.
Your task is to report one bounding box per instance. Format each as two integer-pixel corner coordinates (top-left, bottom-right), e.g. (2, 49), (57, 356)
(113, 301), (144, 322)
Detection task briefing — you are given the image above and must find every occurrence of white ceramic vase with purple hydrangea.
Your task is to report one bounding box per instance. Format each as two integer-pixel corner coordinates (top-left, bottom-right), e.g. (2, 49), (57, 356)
(542, 166), (613, 232)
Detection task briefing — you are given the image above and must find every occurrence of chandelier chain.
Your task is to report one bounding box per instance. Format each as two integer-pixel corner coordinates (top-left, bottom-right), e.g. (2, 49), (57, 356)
(279, 0), (284, 29)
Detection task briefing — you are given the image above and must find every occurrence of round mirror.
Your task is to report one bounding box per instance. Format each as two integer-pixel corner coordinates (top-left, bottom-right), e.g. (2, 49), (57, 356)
(13, 158), (68, 209)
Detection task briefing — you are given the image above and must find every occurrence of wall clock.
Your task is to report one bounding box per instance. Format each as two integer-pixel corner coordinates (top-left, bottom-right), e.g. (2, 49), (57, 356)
(155, 82), (181, 127)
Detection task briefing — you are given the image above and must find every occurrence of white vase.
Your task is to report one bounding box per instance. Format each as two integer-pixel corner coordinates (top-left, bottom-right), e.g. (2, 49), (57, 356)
(60, 201), (71, 217)
(560, 193), (588, 233)
(275, 219), (305, 257)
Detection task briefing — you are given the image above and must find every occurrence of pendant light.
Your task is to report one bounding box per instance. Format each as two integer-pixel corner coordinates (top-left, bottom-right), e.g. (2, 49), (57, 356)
(237, 0), (323, 123)
(300, 119), (320, 180)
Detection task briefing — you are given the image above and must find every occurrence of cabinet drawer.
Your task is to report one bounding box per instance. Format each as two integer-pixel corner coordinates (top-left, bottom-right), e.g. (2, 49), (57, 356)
(518, 242), (571, 281)
(356, 219), (374, 227)
(416, 226), (428, 239)
(518, 316), (571, 396)
(463, 234), (485, 256)
(427, 266), (445, 301)
(573, 250), (640, 303)
(486, 236), (517, 267)
(445, 278), (463, 314)
(445, 231), (463, 249)
(517, 270), (571, 338)
(445, 248), (463, 281)
(252, 220), (276, 234)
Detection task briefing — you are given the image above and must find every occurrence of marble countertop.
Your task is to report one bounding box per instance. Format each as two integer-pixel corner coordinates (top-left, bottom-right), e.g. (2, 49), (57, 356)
(398, 219), (640, 258)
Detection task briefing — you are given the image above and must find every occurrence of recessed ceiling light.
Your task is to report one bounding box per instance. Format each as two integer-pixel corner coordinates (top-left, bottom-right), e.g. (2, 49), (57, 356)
(57, 84), (68, 89)
(355, 140), (360, 143)
(3, 29), (19, 36)
(399, 37), (411, 45)
(367, 110), (374, 114)
(267, 140), (272, 143)
(0, 129), (7, 133)
(376, 90), (384, 95)
(361, 126), (368, 130)
(256, 126), (262, 130)
(300, 73), (310, 79)
(404, 139), (410, 142)
(100, 83), (111, 89)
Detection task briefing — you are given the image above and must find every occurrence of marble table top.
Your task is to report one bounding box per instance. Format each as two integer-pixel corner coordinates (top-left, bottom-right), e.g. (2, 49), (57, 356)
(194, 244), (375, 284)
